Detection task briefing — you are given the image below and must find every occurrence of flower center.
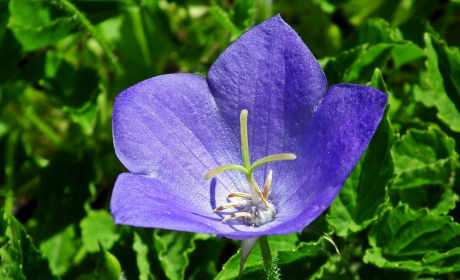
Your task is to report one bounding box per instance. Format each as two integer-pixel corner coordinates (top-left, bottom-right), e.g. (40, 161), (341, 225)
(205, 110), (296, 226)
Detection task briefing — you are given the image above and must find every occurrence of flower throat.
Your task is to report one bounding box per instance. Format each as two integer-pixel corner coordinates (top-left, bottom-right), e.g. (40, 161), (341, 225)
(205, 110), (296, 226)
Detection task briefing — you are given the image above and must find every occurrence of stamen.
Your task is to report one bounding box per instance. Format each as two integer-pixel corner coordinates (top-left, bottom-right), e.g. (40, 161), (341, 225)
(222, 212), (252, 223)
(263, 170), (273, 200)
(213, 201), (248, 212)
(253, 181), (269, 208)
(228, 192), (252, 199)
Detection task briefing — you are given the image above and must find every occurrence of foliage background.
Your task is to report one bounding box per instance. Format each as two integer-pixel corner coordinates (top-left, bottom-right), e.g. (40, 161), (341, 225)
(1, 0), (460, 279)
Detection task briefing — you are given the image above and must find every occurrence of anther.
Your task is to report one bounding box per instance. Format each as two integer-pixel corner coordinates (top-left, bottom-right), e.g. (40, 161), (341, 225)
(228, 192), (252, 199)
(213, 201), (248, 212)
(253, 181), (269, 208)
(263, 170), (273, 200)
(222, 212), (252, 223)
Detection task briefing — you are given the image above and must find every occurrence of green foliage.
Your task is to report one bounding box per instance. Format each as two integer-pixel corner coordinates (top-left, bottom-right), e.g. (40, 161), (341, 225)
(364, 205), (460, 274)
(80, 210), (120, 253)
(95, 241), (121, 280)
(0, 0), (460, 279)
(392, 127), (457, 189)
(216, 234), (330, 280)
(414, 33), (460, 132)
(0, 209), (55, 280)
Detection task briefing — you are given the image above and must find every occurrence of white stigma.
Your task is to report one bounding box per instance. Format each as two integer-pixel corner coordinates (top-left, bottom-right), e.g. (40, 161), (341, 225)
(214, 170), (276, 226)
(242, 200), (276, 227)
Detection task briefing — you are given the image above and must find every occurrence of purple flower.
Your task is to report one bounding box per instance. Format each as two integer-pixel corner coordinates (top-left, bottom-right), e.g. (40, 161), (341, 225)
(110, 15), (387, 240)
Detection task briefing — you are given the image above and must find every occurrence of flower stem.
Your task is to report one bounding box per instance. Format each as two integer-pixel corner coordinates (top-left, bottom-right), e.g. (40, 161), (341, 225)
(259, 236), (279, 280)
(4, 130), (19, 214)
(59, 0), (123, 75)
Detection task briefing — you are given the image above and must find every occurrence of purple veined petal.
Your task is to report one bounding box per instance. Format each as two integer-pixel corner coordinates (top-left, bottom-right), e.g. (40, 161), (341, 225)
(207, 15), (328, 185)
(112, 173), (224, 234)
(112, 73), (248, 209)
(111, 172), (309, 240)
(266, 84), (388, 234)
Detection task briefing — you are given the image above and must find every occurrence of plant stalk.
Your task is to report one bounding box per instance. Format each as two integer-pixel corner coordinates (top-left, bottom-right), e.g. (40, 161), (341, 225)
(259, 236), (278, 280)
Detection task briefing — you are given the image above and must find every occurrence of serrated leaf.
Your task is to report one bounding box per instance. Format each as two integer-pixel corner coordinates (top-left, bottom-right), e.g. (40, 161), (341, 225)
(430, 189), (459, 215)
(39, 224), (78, 276)
(153, 230), (196, 280)
(0, 209), (55, 280)
(133, 231), (154, 280)
(364, 204), (460, 274)
(392, 127), (458, 189)
(399, 186), (459, 217)
(80, 210), (120, 253)
(323, 43), (393, 85)
(8, 0), (77, 51)
(414, 33), (460, 132)
(327, 69), (395, 237)
(185, 234), (223, 280)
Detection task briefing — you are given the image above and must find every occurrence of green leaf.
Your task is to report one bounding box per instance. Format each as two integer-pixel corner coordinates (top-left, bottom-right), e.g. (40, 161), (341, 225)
(345, 43), (393, 83)
(133, 231), (155, 280)
(327, 69), (395, 237)
(364, 204), (460, 274)
(80, 210), (120, 253)
(8, 0), (77, 51)
(153, 230), (197, 280)
(209, 6), (242, 41)
(42, 53), (100, 109)
(231, 0), (255, 30)
(185, 234), (223, 280)
(96, 241), (121, 280)
(0, 209), (55, 280)
(392, 127), (457, 189)
(344, 18), (399, 48)
(430, 189), (459, 215)
(39, 224), (78, 276)
(392, 43), (425, 68)
(399, 187), (459, 216)
(323, 43), (393, 85)
(344, 18), (424, 68)
(414, 33), (460, 132)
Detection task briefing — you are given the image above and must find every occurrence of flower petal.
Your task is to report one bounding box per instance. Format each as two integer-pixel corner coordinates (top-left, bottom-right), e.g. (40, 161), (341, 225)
(269, 84), (388, 234)
(111, 173), (222, 234)
(111, 173), (295, 239)
(207, 15), (328, 181)
(112, 73), (247, 202)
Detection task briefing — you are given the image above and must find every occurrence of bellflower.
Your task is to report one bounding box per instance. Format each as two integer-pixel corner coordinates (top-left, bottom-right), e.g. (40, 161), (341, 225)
(111, 15), (387, 242)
